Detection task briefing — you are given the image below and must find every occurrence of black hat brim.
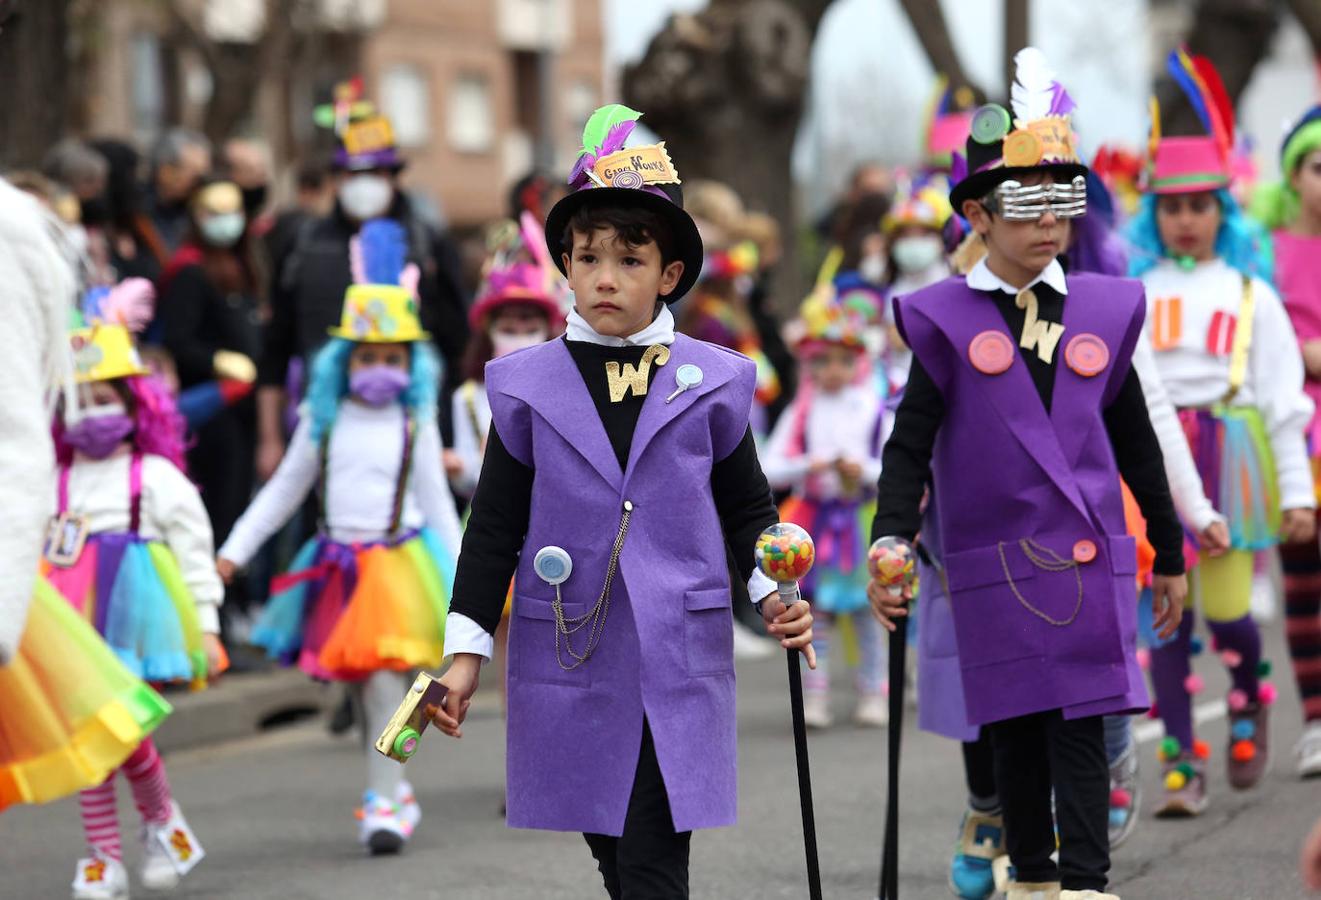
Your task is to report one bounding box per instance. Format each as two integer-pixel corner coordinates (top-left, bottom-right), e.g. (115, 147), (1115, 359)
(544, 186), (704, 304)
(949, 163), (1088, 214)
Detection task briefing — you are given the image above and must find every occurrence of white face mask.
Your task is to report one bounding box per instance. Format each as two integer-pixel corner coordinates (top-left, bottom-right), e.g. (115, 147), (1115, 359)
(891, 235), (946, 275)
(339, 174), (394, 221)
(492, 327), (549, 358)
(199, 212), (246, 248)
(859, 253), (888, 284)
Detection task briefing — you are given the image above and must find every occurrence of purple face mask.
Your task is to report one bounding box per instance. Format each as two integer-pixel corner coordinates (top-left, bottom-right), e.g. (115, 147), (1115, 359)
(349, 365), (410, 407)
(65, 405), (134, 459)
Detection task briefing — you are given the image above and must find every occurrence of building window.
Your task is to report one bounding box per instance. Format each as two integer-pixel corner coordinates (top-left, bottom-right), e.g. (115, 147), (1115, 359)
(449, 73), (495, 154)
(381, 64), (431, 148)
(129, 33), (164, 138)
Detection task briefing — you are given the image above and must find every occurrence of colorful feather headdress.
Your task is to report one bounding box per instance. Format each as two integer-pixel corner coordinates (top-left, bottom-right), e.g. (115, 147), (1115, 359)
(566, 104), (681, 193)
(328, 219), (428, 342)
(1145, 48), (1235, 194)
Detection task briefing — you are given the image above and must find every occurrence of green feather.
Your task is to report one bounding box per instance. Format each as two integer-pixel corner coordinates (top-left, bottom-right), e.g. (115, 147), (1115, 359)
(582, 104), (642, 155)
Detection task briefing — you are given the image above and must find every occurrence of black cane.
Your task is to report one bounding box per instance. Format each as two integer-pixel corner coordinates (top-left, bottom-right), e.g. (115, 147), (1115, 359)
(877, 620), (908, 899)
(757, 525), (823, 900)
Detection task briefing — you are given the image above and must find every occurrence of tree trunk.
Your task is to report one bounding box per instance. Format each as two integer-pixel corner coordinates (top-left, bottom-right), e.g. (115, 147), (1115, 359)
(895, 0), (987, 102)
(1003, 0), (1030, 95)
(1154, 0), (1281, 136)
(623, 0), (835, 313)
(1286, 0), (1321, 63)
(0, 0), (73, 168)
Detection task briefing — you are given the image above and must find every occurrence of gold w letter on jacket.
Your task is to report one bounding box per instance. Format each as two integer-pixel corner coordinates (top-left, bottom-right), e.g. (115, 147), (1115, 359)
(606, 344), (671, 402)
(1016, 289), (1065, 363)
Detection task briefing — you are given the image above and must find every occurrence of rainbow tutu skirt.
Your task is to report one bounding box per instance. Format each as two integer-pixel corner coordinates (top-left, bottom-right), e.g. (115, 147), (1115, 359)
(1180, 406), (1281, 551)
(0, 578), (171, 810)
(252, 527), (454, 682)
(44, 533), (208, 684)
(779, 496), (875, 614)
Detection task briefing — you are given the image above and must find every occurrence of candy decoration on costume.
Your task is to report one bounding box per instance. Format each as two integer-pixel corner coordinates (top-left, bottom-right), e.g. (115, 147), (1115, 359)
(1257, 659), (1272, 677)
(1158, 735), (1182, 762)
(1064, 333), (1109, 377)
(1220, 649), (1241, 667)
(1231, 740), (1257, 763)
(1183, 673), (1205, 695)
(1259, 681), (1278, 705)
(1147, 703), (1160, 719)
(1231, 719), (1255, 741)
(1136, 647), (1151, 671)
(1192, 739), (1211, 760)
(756, 523), (816, 585)
(971, 104), (1012, 145)
(1164, 769), (1187, 791)
(1190, 636), (1205, 655)
(969, 330), (1015, 375)
(1227, 688), (1249, 712)
(867, 537), (917, 596)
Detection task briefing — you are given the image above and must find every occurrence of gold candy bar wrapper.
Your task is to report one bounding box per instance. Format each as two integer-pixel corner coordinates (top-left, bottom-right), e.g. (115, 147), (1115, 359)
(374, 672), (448, 764)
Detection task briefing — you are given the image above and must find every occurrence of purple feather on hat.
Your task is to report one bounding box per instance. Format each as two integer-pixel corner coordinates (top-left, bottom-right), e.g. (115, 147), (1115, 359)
(1049, 82), (1076, 118)
(949, 151), (968, 187)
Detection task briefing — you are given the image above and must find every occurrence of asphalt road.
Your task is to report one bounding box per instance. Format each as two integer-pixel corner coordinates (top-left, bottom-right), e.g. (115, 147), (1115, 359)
(4, 622), (1319, 899)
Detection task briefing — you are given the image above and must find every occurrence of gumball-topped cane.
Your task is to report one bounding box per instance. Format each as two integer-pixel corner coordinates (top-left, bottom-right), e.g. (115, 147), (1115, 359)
(868, 537), (917, 900)
(755, 524), (822, 900)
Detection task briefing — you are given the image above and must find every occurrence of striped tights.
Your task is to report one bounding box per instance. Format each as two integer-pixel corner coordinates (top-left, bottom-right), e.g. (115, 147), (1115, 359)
(79, 739), (173, 861)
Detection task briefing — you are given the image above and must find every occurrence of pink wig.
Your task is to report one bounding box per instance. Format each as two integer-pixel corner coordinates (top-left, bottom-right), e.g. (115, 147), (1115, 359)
(54, 373), (190, 473)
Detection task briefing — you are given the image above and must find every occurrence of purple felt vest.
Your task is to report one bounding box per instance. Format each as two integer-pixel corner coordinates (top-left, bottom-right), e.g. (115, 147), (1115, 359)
(485, 334), (756, 836)
(895, 273), (1150, 727)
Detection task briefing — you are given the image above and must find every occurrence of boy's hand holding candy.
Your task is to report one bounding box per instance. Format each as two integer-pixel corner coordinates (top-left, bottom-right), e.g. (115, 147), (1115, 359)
(866, 537), (917, 633)
(754, 524), (817, 669)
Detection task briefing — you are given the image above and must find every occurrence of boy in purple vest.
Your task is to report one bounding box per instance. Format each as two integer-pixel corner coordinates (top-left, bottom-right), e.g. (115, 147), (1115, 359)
(429, 106), (815, 898)
(869, 51), (1188, 900)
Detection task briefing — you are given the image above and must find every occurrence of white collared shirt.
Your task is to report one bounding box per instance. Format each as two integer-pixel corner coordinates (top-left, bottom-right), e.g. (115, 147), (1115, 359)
(565, 304), (677, 347)
(966, 257), (1069, 296)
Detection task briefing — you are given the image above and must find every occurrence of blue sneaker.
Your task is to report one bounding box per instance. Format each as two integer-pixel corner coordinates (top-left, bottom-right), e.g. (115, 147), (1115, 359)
(949, 808), (1005, 899)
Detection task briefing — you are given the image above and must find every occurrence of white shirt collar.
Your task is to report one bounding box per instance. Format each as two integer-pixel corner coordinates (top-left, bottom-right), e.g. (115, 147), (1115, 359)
(565, 304), (676, 347)
(966, 257), (1068, 296)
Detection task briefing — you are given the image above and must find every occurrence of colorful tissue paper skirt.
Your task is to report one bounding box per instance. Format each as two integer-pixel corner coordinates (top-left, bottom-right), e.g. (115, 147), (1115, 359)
(1180, 406), (1281, 551)
(779, 496), (875, 614)
(0, 578), (171, 810)
(252, 528), (454, 682)
(43, 533), (208, 684)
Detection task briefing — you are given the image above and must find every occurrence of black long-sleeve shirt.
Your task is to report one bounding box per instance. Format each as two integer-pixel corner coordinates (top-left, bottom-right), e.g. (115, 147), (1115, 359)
(871, 282), (1186, 576)
(450, 339), (780, 635)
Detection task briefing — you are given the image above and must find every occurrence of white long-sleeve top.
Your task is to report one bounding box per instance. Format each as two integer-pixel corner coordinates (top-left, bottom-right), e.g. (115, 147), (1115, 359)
(219, 401), (463, 567)
(1141, 258), (1316, 511)
(0, 182), (76, 663)
(448, 379), (491, 499)
(61, 451), (224, 633)
(761, 384), (885, 498)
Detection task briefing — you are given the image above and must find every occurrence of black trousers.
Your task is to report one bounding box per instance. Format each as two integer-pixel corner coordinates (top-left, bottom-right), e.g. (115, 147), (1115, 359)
(583, 722), (691, 899)
(988, 710), (1109, 891)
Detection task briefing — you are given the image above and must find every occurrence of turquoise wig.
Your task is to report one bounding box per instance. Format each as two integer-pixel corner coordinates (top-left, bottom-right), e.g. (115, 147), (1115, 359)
(305, 338), (442, 442)
(1125, 188), (1274, 283)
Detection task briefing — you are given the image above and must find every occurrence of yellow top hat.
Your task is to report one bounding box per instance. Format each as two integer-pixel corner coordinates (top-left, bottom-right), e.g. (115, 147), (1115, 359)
(70, 324), (151, 383)
(327, 284), (430, 343)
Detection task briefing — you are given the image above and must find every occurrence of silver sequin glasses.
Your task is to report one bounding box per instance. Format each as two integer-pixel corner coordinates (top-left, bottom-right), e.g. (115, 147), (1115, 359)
(983, 175), (1088, 221)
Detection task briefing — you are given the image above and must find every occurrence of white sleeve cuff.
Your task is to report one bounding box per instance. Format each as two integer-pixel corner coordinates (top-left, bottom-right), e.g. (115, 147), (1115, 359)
(747, 569), (779, 605)
(196, 603), (221, 635)
(444, 611), (493, 661)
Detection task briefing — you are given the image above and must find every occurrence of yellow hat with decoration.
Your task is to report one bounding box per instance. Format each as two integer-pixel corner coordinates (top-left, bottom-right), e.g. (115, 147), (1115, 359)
(328, 219), (430, 342)
(71, 324), (151, 383)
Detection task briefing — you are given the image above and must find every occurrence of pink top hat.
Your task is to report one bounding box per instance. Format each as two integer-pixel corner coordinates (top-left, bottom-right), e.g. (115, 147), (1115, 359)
(468, 262), (564, 329)
(1148, 136), (1230, 195)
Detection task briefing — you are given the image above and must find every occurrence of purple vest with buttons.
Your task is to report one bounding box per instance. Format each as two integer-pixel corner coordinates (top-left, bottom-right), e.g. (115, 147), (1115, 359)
(485, 334), (756, 836)
(894, 273), (1150, 727)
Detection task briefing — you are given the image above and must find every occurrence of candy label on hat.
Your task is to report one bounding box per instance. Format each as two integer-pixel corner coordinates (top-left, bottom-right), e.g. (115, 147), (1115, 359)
(343, 115), (396, 156)
(593, 143), (681, 189)
(968, 330), (1015, 375)
(1064, 333), (1109, 377)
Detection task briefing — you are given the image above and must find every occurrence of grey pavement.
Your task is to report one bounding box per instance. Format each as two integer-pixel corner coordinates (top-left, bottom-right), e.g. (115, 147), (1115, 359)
(3, 621), (1320, 899)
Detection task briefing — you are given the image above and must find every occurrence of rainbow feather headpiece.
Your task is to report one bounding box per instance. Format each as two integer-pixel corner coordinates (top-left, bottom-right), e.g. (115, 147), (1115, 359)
(1146, 48), (1235, 194)
(328, 219), (428, 342)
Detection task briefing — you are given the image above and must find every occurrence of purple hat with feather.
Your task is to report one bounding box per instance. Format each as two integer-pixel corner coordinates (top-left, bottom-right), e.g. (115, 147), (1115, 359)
(544, 104), (704, 302)
(948, 47), (1087, 210)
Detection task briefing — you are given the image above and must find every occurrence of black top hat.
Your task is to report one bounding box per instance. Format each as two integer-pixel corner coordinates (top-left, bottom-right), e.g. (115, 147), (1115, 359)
(543, 105), (704, 304)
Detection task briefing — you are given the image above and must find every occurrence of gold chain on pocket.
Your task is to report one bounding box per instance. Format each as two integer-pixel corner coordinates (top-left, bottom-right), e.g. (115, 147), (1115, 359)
(996, 538), (1084, 627)
(553, 500), (633, 670)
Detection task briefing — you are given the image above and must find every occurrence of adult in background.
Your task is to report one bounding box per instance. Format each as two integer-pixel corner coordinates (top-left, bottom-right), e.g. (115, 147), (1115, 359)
(257, 105), (468, 480)
(158, 179), (263, 642)
(144, 128), (212, 257)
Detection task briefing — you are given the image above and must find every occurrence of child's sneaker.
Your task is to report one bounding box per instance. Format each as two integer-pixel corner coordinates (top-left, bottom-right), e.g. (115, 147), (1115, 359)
(72, 853), (129, 900)
(1227, 701), (1269, 789)
(1154, 748), (1207, 818)
(802, 692), (832, 729)
(1107, 744), (1141, 849)
(141, 801), (205, 890)
(947, 807), (1003, 899)
(853, 692), (888, 728)
(1295, 720), (1321, 778)
(1006, 882), (1060, 900)
(1060, 892), (1120, 899)
(358, 789), (415, 855)
(394, 781), (422, 835)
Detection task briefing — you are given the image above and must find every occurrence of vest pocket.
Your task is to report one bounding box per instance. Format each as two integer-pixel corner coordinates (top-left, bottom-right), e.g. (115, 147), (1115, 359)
(943, 541), (1045, 668)
(684, 588), (735, 676)
(512, 595), (593, 688)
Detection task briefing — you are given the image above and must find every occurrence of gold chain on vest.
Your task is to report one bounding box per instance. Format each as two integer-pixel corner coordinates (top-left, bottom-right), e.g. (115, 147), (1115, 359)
(996, 538), (1084, 627)
(553, 500), (634, 670)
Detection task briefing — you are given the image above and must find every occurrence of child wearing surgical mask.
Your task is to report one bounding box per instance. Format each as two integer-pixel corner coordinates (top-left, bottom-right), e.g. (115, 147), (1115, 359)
(47, 296), (223, 898)
(216, 220), (462, 855)
(450, 217), (566, 498)
(880, 181), (954, 392)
